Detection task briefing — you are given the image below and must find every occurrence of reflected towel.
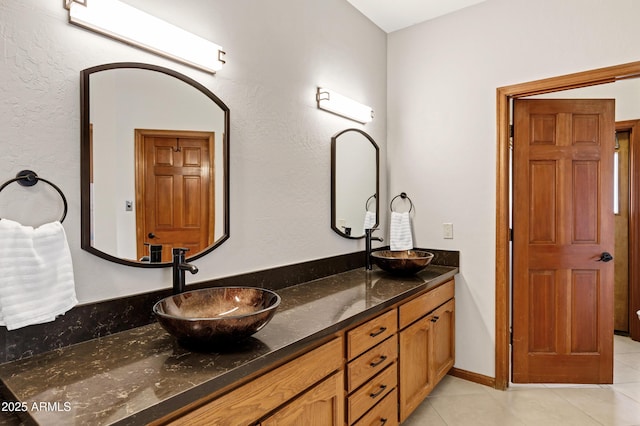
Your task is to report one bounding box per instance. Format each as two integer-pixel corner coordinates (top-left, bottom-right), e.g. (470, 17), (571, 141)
(0, 219), (77, 330)
(389, 211), (413, 251)
(362, 211), (377, 234)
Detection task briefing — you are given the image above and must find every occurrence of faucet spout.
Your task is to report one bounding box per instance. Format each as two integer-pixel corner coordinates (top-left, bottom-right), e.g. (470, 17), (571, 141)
(180, 264), (199, 274)
(365, 228), (384, 271)
(172, 248), (198, 294)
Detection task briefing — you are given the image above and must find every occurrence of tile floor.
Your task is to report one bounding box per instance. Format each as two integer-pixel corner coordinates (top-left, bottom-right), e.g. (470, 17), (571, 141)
(404, 335), (640, 426)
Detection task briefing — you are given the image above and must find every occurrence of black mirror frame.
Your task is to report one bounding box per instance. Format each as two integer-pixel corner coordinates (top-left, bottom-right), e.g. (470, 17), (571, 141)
(330, 128), (380, 239)
(80, 62), (230, 267)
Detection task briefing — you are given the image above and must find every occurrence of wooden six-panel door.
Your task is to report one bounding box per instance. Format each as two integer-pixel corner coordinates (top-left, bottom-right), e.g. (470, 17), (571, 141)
(135, 129), (214, 262)
(512, 99), (615, 383)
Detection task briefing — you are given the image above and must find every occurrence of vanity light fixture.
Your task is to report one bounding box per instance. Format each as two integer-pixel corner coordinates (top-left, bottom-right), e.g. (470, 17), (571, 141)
(316, 88), (374, 124)
(65, 0), (225, 73)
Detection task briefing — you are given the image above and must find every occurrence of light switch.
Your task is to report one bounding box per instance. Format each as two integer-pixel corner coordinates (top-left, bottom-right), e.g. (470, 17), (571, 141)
(125, 200), (133, 211)
(443, 223), (453, 239)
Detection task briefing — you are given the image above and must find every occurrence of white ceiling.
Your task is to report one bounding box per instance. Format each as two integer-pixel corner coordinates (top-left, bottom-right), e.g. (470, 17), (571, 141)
(346, 0), (486, 33)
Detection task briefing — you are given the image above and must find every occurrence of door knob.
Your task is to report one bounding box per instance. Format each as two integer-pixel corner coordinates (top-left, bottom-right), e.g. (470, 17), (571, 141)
(597, 252), (613, 262)
(148, 232), (156, 239)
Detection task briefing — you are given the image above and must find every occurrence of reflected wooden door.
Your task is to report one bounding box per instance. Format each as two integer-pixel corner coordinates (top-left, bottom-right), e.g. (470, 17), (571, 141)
(135, 129), (214, 262)
(512, 99), (615, 383)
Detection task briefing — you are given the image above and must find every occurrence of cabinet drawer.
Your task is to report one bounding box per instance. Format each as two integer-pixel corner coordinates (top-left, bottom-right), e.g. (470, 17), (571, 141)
(399, 279), (454, 329)
(353, 388), (399, 426)
(347, 363), (397, 425)
(348, 309), (397, 360)
(168, 337), (343, 426)
(347, 335), (397, 392)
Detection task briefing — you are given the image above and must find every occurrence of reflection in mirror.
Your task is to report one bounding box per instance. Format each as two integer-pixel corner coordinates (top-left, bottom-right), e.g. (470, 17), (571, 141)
(80, 63), (229, 267)
(331, 129), (379, 239)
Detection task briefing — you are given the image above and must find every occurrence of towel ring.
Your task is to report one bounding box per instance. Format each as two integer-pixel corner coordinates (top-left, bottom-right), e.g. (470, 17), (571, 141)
(365, 194), (376, 212)
(0, 170), (68, 223)
(390, 192), (413, 213)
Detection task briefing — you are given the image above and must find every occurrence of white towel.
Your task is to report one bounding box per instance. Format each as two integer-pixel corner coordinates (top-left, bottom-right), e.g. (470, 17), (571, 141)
(362, 211), (377, 234)
(0, 219), (77, 330)
(390, 211), (413, 251)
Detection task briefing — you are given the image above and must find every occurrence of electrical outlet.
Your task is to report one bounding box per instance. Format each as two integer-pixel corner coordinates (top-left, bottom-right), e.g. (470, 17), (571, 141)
(443, 223), (453, 239)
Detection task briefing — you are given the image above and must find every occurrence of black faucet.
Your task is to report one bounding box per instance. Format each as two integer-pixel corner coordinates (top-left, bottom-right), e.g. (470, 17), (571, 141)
(365, 228), (383, 270)
(172, 248), (199, 294)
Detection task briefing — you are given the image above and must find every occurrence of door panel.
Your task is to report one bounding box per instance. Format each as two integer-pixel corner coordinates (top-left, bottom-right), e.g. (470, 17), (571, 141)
(512, 98), (615, 384)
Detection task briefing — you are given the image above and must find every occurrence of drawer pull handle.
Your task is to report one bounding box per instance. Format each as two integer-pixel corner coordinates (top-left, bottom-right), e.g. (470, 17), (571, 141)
(380, 418), (388, 425)
(369, 355), (388, 367)
(431, 316), (440, 323)
(369, 384), (387, 398)
(369, 327), (387, 337)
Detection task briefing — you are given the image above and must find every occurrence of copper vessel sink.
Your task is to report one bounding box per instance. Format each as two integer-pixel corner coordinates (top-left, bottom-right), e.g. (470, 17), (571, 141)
(153, 287), (280, 347)
(371, 250), (434, 276)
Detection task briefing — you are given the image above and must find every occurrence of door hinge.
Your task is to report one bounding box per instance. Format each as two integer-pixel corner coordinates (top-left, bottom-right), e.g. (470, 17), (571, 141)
(509, 228), (513, 242)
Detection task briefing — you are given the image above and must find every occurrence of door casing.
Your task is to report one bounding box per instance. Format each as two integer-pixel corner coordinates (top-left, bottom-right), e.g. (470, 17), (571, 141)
(496, 61), (640, 390)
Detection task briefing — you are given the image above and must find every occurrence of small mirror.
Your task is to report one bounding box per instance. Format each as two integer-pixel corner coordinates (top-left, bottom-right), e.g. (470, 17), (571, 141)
(331, 129), (379, 238)
(80, 63), (229, 267)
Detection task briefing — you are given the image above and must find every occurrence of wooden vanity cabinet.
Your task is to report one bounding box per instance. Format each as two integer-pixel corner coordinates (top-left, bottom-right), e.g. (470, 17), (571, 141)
(398, 280), (455, 423)
(157, 278), (455, 426)
(161, 337), (344, 426)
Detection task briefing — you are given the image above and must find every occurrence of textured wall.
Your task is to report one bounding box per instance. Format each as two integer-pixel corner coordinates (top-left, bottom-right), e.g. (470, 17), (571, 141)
(0, 0), (387, 303)
(388, 0), (640, 377)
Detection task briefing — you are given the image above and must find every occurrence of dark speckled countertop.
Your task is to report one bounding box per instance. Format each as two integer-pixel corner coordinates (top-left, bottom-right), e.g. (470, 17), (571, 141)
(0, 265), (457, 425)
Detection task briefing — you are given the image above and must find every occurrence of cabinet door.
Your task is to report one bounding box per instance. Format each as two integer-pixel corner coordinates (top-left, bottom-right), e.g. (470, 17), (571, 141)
(398, 316), (433, 423)
(432, 299), (455, 384)
(261, 371), (344, 426)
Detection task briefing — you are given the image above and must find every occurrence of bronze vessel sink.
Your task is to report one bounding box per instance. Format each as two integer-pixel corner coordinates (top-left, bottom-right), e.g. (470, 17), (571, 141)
(153, 287), (281, 347)
(370, 250), (434, 276)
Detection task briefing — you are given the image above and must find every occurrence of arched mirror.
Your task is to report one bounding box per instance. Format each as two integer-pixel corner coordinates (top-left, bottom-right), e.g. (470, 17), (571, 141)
(80, 63), (229, 267)
(331, 128), (379, 238)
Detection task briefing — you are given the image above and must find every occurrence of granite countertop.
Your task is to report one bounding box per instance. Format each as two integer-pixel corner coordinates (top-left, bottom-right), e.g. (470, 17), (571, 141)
(0, 265), (457, 426)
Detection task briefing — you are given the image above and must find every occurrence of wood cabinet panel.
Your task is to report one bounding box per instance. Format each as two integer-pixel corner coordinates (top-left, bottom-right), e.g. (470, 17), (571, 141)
(347, 335), (397, 393)
(347, 309), (397, 360)
(167, 337), (343, 426)
(399, 316), (433, 422)
(399, 280), (454, 329)
(432, 299), (455, 384)
(353, 388), (398, 426)
(347, 363), (397, 425)
(261, 371), (344, 426)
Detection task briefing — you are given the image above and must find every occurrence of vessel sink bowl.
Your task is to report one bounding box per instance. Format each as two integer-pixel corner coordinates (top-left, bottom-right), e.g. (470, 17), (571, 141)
(371, 250), (434, 276)
(153, 287), (281, 346)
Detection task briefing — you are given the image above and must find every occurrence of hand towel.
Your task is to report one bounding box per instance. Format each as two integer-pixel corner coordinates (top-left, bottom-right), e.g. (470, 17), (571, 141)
(389, 211), (413, 251)
(362, 211), (377, 234)
(0, 219), (77, 330)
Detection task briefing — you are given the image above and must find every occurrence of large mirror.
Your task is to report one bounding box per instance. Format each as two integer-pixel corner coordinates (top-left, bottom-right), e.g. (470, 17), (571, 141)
(331, 128), (379, 239)
(80, 63), (229, 267)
